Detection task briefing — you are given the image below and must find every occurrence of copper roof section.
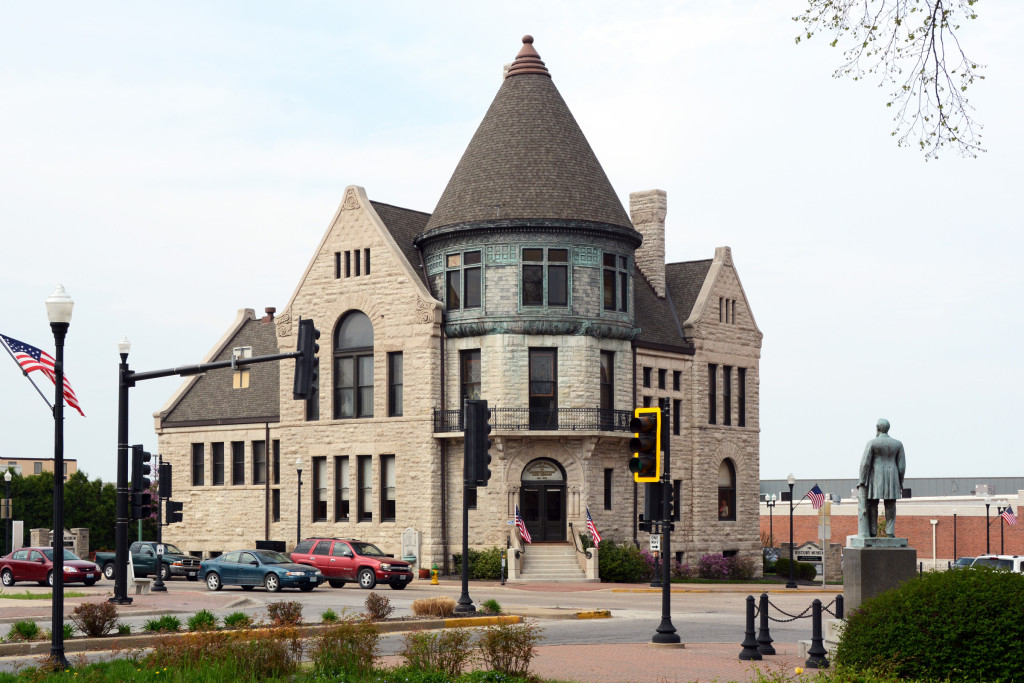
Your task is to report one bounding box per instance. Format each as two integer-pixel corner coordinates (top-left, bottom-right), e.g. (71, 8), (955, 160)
(505, 35), (550, 78)
(426, 36), (633, 231)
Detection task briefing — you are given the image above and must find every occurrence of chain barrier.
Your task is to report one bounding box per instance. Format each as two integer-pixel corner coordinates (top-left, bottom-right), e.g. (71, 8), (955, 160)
(765, 598), (814, 622)
(821, 596), (839, 617)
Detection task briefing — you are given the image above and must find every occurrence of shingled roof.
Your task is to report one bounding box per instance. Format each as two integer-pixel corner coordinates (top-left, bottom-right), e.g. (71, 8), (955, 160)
(161, 312), (280, 427)
(369, 200), (431, 286)
(633, 259), (712, 352)
(426, 36), (633, 231)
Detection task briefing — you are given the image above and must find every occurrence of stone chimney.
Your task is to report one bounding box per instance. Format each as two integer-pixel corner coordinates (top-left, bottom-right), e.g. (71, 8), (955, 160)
(630, 189), (667, 298)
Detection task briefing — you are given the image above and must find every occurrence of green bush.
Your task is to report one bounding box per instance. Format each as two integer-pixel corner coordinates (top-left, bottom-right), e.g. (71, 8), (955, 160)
(143, 615), (181, 632)
(308, 620), (380, 678)
(223, 611), (253, 629)
(321, 608), (339, 623)
(480, 598), (502, 614)
(835, 567), (1024, 681)
(70, 600), (119, 638)
(774, 557), (817, 581)
(6, 620), (40, 642)
(266, 600), (303, 626)
(476, 621), (542, 677)
(187, 609), (218, 631)
(117, 623), (131, 635)
(597, 540), (651, 583)
(147, 627), (302, 679)
(400, 627), (475, 677)
(452, 546), (505, 580)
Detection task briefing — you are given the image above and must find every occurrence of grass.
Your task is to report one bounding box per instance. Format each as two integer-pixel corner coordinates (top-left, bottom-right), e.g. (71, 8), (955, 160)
(0, 590), (87, 600)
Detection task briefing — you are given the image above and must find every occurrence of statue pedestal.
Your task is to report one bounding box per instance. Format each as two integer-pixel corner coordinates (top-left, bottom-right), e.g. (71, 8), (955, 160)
(843, 539), (916, 613)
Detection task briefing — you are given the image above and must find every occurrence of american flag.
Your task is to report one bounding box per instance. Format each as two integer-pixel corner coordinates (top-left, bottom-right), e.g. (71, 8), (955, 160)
(1, 334), (85, 417)
(1001, 505), (1018, 526)
(805, 484), (825, 510)
(586, 506), (602, 545)
(515, 504), (532, 544)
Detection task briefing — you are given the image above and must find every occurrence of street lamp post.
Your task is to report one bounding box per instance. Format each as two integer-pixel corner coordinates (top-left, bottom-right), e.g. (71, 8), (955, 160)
(3, 470), (11, 554)
(766, 494), (777, 547)
(110, 336), (133, 606)
(296, 457), (303, 545)
(985, 497), (991, 554)
(786, 473), (797, 589)
(997, 500), (1008, 554)
(45, 284), (73, 670)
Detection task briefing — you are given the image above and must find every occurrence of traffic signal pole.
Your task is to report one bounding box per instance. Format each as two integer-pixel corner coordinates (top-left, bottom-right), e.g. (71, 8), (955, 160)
(652, 397), (680, 644)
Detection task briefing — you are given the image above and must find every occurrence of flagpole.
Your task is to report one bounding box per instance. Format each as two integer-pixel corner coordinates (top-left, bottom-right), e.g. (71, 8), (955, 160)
(0, 336), (54, 410)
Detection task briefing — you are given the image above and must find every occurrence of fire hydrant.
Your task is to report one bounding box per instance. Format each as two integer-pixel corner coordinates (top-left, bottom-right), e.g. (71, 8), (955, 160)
(430, 563), (439, 585)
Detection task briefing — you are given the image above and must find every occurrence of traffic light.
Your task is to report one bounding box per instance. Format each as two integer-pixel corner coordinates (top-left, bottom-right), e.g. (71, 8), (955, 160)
(131, 445), (153, 519)
(165, 499), (183, 524)
(292, 317), (321, 400)
(644, 482), (664, 522)
(628, 407), (661, 483)
(464, 399), (492, 487)
(158, 462), (172, 499)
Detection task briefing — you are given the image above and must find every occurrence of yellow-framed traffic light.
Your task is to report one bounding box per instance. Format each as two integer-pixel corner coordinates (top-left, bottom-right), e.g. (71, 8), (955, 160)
(628, 407), (662, 483)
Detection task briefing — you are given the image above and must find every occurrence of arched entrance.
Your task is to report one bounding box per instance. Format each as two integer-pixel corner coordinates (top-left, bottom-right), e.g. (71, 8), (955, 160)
(520, 458), (567, 542)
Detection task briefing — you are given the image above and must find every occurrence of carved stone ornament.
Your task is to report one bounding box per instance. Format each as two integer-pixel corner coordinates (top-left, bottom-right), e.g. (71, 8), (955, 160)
(415, 298), (436, 324)
(342, 187), (361, 211)
(276, 310), (293, 337)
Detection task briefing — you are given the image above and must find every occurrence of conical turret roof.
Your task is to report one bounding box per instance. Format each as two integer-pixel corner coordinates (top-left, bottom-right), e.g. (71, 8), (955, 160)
(426, 36), (632, 231)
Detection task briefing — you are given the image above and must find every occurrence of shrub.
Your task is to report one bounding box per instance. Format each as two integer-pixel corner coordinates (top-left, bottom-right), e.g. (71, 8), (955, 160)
(597, 540), (651, 583)
(835, 567), (1024, 681)
(321, 608), (339, 624)
(364, 591), (394, 620)
(451, 546), (505, 580)
(412, 596), (457, 618)
(726, 555), (757, 580)
(43, 624), (75, 641)
(480, 598), (502, 614)
(223, 612), (253, 629)
(672, 562), (696, 580)
(774, 557), (817, 581)
(308, 620), (380, 678)
(697, 554), (730, 579)
(144, 615), (181, 633)
(147, 627), (302, 679)
(400, 628), (475, 677)
(476, 621), (542, 676)
(187, 609), (218, 631)
(6, 620), (41, 642)
(117, 623), (131, 635)
(266, 600), (303, 626)
(70, 600), (119, 638)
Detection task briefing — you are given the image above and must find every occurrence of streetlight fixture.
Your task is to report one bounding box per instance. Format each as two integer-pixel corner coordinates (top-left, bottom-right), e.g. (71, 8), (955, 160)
(985, 496), (992, 554)
(45, 284), (73, 670)
(997, 499), (1008, 554)
(110, 336), (133, 606)
(786, 473), (797, 589)
(295, 457), (304, 545)
(765, 493), (777, 548)
(4, 469), (12, 554)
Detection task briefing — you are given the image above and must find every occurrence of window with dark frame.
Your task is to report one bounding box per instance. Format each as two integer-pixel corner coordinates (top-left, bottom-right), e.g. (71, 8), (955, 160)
(252, 440), (267, 485)
(461, 349), (481, 401)
(602, 253), (629, 312)
(231, 441), (245, 485)
(723, 365), (733, 426)
(272, 440), (280, 485)
(334, 311), (374, 419)
(272, 488), (280, 522)
(364, 248), (371, 275)
(521, 248), (568, 307)
(212, 442), (224, 486)
(708, 364), (717, 424)
(335, 456), (350, 522)
(738, 368), (747, 427)
(718, 459), (737, 521)
(658, 368), (666, 390)
(381, 454), (396, 521)
(334, 252), (341, 279)
(345, 251), (351, 278)
(642, 395), (651, 408)
(528, 348), (557, 429)
(603, 468), (613, 510)
(642, 367), (651, 388)
(354, 250), (360, 276)
(313, 456), (327, 522)
(600, 351), (614, 414)
(358, 455), (372, 522)
(673, 370), (681, 392)
(446, 251), (482, 310)
(191, 443), (204, 486)
(388, 352), (403, 416)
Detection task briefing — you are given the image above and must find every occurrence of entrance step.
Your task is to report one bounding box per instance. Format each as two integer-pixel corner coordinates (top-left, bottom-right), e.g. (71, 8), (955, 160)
(516, 543), (591, 582)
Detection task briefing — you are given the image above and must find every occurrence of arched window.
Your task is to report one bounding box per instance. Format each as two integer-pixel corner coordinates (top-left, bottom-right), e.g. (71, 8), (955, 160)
(718, 459), (736, 521)
(333, 311), (374, 419)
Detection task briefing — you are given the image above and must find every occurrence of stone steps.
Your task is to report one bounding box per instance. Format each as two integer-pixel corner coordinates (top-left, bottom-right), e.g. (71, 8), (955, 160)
(517, 543), (590, 582)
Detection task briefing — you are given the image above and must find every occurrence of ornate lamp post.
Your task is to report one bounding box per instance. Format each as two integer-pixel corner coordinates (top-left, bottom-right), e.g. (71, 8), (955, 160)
(766, 493), (777, 547)
(786, 473), (797, 589)
(45, 284), (74, 670)
(295, 457), (304, 545)
(997, 499), (1008, 554)
(985, 496), (991, 554)
(110, 336), (133, 606)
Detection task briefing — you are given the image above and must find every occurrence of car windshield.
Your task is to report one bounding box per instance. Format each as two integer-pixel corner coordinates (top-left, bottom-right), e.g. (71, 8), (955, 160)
(254, 551), (292, 564)
(351, 542), (385, 556)
(973, 558), (1011, 569)
(164, 544), (184, 555)
(42, 549), (81, 561)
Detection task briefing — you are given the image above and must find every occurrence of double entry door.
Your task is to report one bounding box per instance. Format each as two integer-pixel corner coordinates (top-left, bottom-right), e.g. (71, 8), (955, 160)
(520, 484), (566, 542)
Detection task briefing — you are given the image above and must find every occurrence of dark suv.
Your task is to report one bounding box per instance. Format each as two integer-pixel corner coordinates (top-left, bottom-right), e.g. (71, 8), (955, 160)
(290, 538), (413, 590)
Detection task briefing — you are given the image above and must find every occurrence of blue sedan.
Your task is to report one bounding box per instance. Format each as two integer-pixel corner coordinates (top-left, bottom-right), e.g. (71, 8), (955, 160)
(200, 550), (324, 592)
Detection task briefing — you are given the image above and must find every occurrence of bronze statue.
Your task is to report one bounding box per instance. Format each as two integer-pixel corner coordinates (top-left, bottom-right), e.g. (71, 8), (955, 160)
(858, 418), (906, 537)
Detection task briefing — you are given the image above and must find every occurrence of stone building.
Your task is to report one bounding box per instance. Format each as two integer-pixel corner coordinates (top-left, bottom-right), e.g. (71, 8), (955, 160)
(155, 36), (763, 575)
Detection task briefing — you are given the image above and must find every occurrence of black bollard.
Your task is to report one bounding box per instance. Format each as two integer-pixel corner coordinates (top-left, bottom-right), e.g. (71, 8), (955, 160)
(756, 592), (775, 655)
(835, 594), (844, 620)
(739, 595), (762, 660)
(805, 598), (830, 669)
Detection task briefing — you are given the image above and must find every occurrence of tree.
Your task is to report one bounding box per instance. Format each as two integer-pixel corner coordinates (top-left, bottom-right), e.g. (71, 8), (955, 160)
(795, 0), (984, 159)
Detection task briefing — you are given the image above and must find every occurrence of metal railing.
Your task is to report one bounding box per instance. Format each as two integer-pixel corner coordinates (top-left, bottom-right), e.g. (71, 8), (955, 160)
(433, 407), (633, 433)
(567, 521), (593, 560)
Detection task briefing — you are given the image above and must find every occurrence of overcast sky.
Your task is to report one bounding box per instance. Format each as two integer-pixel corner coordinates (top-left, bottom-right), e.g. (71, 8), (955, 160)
(2, 2), (1021, 486)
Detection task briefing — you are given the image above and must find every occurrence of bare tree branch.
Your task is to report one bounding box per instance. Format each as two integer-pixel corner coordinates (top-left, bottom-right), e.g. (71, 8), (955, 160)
(795, 0), (985, 159)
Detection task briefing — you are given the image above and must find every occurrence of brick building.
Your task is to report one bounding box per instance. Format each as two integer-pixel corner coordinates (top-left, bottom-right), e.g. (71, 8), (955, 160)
(154, 36), (763, 574)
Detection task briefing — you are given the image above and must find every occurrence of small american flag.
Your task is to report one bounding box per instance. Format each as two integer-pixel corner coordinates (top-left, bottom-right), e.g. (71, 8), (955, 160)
(1001, 505), (1018, 526)
(805, 484), (825, 510)
(1, 333), (85, 416)
(586, 506), (602, 545)
(515, 504), (532, 544)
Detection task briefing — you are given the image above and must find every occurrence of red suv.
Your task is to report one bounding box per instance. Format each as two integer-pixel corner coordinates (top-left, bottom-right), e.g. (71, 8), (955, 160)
(290, 538), (413, 590)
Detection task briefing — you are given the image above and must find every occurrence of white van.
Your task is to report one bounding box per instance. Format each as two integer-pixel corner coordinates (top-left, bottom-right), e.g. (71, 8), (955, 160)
(970, 555), (1024, 572)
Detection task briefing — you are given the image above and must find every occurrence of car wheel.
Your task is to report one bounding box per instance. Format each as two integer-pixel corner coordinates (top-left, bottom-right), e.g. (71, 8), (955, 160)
(241, 585), (255, 591)
(328, 580), (346, 588)
(103, 563), (115, 581)
(47, 571), (54, 587)
(1, 569), (14, 587)
(160, 564), (172, 582)
(390, 582), (407, 590)
(206, 572), (222, 591)
(264, 574), (281, 593)
(358, 568), (376, 590)
(300, 584), (315, 592)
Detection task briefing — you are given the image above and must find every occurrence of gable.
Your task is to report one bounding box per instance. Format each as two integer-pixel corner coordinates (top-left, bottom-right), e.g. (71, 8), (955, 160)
(681, 246), (762, 346)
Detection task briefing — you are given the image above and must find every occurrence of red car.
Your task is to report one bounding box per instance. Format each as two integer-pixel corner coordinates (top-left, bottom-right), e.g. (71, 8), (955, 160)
(291, 538), (413, 590)
(0, 547), (101, 587)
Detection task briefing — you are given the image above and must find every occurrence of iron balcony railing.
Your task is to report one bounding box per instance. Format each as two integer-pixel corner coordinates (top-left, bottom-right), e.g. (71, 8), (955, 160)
(432, 407), (633, 433)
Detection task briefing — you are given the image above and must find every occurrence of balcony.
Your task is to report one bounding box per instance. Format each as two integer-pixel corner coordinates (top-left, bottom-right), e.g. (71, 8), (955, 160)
(432, 407), (633, 434)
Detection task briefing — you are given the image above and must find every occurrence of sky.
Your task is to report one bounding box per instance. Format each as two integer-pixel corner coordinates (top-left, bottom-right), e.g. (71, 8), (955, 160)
(2, 2), (1021, 485)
